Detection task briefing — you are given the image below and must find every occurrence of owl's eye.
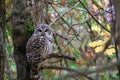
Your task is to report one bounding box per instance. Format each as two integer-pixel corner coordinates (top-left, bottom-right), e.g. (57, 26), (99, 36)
(38, 29), (42, 32)
(45, 29), (48, 32)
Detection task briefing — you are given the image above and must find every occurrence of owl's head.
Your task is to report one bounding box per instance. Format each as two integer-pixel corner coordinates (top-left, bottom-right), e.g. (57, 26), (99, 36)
(34, 24), (53, 39)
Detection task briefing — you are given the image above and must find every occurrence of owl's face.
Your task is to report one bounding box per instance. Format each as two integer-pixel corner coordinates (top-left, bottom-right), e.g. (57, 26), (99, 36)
(34, 24), (53, 39)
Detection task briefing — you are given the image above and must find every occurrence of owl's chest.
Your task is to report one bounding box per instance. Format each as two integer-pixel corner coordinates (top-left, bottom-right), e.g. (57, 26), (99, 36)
(44, 40), (52, 54)
(38, 38), (52, 54)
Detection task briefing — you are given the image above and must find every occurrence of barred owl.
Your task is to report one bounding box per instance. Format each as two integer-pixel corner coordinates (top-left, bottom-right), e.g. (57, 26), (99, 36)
(26, 24), (53, 79)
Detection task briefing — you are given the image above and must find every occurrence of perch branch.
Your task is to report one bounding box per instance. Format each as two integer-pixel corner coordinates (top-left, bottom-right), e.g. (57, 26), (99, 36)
(42, 53), (76, 61)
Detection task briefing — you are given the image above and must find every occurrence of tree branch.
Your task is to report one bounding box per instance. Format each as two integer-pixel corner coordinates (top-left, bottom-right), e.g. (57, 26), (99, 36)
(42, 53), (76, 61)
(40, 61), (119, 79)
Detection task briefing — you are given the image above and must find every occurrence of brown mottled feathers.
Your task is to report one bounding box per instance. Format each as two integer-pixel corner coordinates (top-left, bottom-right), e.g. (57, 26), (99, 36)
(26, 24), (53, 79)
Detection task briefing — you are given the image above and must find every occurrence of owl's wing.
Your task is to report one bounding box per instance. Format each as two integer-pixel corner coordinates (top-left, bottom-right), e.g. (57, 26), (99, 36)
(26, 35), (43, 63)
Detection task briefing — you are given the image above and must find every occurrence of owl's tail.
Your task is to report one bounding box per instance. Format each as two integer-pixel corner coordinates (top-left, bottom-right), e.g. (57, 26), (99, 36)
(30, 63), (40, 80)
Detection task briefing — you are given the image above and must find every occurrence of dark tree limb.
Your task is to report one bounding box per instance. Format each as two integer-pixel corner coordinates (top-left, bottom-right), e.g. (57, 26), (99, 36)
(0, 0), (6, 80)
(42, 53), (76, 61)
(113, 0), (120, 79)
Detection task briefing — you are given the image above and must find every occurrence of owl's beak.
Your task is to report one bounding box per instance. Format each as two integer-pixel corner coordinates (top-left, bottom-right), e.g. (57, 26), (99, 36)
(41, 32), (45, 36)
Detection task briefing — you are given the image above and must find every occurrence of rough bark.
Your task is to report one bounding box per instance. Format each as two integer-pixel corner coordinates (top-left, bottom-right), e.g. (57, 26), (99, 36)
(0, 0), (6, 80)
(113, 0), (120, 79)
(113, 0), (120, 45)
(30, 0), (50, 26)
(11, 0), (32, 80)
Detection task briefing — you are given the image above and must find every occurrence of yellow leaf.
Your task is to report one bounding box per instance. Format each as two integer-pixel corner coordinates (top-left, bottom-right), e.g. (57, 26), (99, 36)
(105, 48), (115, 55)
(91, 26), (101, 32)
(88, 40), (103, 48)
(95, 46), (103, 53)
(106, 24), (111, 30)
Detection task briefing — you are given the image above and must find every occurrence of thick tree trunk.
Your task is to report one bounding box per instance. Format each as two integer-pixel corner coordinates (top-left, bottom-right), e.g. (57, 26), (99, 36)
(11, 0), (32, 80)
(113, 0), (120, 79)
(11, 0), (49, 79)
(113, 0), (120, 44)
(0, 0), (6, 80)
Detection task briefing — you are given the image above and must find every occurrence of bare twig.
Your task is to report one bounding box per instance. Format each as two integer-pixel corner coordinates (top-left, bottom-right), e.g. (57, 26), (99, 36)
(53, 33), (66, 68)
(53, 31), (68, 40)
(53, 34), (63, 54)
(50, 4), (78, 33)
(91, 0), (103, 10)
(53, 31), (80, 54)
(78, 0), (110, 32)
(49, 2), (82, 56)
(86, 21), (95, 41)
(49, 2), (79, 26)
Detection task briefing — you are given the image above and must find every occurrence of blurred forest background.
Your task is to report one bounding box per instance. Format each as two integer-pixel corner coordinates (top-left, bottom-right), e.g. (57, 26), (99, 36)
(1, 0), (120, 80)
